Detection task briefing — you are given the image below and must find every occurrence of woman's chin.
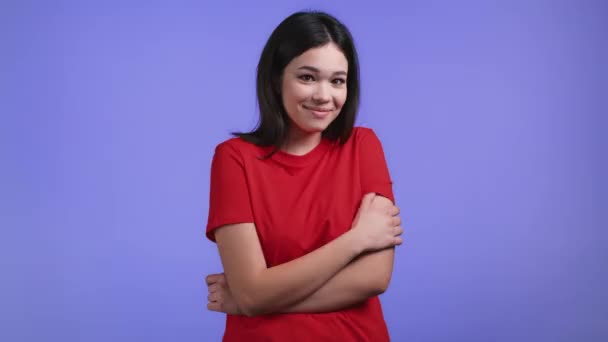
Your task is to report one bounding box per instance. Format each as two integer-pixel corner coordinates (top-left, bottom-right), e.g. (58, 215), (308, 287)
(303, 123), (330, 134)
(290, 122), (326, 134)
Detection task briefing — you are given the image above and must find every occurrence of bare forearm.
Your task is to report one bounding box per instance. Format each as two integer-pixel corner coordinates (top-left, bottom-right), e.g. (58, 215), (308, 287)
(216, 194), (400, 317)
(246, 230), (364, 316)
(281, 247), (395, 313)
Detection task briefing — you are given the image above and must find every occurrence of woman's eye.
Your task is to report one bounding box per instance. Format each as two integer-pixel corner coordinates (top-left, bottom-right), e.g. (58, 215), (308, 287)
(299, 74), (314, 81)
(332, 78), (346, 85)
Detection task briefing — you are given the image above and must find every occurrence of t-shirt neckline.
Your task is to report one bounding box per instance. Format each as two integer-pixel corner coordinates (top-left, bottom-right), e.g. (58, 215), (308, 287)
(268, 138), (332, 168)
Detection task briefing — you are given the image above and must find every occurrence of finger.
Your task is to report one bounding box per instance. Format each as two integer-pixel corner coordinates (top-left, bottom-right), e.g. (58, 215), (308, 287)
(207, 301), (222, 312)
(392, 216), (401, 227)
(394, 236), (403, 246)
(394, 226), (404, 236)
(216, 273), (226, 285)
(208, 291), (222, 302)
(360, 193), (376, 210)
(387, 205), (399, 216)
(208, 292), (221, 302)
(205, 274), (222, 285)
(208, 283), (219, 293)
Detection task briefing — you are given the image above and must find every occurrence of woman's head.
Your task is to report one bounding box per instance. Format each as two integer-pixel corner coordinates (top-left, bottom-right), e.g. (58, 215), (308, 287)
(280, 42), (348, 139)
(235, 11), (360, 149)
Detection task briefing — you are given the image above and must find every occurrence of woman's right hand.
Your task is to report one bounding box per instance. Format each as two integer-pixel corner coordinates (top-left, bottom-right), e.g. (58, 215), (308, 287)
(350, 193), (403, 252)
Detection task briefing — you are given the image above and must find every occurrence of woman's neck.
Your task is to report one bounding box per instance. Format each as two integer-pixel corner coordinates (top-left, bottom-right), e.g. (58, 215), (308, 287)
(281, 127), (322, 156)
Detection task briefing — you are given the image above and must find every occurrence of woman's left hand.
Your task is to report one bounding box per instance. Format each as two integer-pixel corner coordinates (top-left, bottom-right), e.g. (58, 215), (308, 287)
(205, 273), (242, 315)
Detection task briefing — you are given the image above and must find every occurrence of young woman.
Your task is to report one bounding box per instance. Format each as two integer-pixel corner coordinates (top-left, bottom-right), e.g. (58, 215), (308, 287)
(204, 11), (403, 341)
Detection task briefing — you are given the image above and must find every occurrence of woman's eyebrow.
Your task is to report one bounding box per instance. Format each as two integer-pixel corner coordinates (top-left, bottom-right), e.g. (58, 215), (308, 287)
(297, 65), (347, 76)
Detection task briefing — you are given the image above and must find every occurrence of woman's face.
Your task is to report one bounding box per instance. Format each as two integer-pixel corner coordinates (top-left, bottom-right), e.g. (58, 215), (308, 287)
(280, 43), (348, 136)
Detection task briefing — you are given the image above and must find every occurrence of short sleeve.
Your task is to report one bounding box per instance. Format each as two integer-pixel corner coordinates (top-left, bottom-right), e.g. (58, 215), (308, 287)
(206, 142), (254, 242)
(359, 128), (395, 203)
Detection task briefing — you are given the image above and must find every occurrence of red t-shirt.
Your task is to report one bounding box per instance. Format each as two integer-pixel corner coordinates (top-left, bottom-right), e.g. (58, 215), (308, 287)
(206, 126), (394, 341)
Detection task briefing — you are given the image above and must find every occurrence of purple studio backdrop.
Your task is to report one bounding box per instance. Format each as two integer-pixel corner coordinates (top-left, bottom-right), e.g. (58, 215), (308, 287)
(1, 0), (606, 341)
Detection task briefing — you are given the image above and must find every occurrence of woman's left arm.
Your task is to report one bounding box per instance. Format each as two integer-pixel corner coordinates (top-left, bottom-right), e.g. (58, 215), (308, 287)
(279, 195), (396, 313)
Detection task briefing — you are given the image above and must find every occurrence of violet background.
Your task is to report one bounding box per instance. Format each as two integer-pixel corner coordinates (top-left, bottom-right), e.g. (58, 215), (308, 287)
(1, 0), (606, 341)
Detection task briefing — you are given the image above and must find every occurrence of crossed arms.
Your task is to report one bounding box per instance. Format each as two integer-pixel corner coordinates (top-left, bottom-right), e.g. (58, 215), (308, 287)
(206, 194), (402, 317)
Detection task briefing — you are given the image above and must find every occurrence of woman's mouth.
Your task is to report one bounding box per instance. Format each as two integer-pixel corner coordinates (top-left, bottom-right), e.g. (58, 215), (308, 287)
(303, 105), (332, 118)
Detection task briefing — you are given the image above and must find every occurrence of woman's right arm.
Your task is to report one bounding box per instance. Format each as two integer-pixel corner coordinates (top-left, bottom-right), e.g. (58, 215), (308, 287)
(213, 193), (401, 317)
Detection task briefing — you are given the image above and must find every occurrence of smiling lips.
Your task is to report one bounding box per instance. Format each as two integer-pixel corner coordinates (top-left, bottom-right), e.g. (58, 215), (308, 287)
(303, 105), (333, 118)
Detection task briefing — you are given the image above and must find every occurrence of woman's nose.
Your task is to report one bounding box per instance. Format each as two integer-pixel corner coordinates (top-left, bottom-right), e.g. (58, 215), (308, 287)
(311, 83), (331, 103)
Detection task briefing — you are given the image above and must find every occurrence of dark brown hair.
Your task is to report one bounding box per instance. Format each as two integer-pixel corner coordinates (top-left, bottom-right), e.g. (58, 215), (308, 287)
(233, 11), (360, 154)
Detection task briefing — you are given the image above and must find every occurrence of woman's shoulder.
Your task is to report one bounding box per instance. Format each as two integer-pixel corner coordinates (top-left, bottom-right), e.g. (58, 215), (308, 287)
(213, 136), (266, 159)
(350, 126), (380, 143)
(346, 126), (387, 155)
(352, 125), (373, 136)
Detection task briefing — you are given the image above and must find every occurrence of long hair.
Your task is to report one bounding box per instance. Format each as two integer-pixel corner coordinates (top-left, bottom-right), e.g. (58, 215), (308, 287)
(233, 11), (360, 155)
